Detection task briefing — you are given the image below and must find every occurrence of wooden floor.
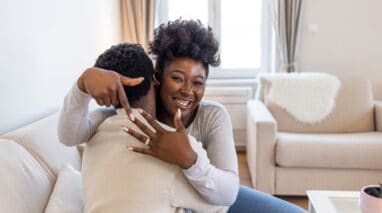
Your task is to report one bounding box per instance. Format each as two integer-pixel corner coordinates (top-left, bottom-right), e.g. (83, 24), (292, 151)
(237, 151), (309, 210)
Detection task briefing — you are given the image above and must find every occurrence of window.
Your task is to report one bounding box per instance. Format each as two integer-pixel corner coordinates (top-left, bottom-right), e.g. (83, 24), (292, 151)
(156, 0), (272, 78)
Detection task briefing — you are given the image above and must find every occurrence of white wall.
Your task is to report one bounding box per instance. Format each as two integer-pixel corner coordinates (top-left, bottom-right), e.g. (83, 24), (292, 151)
(298, 0), (382, 100)
(0, 0), (121, 134)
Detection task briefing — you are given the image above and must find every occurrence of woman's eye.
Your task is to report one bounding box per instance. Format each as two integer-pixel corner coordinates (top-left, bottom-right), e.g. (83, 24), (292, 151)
(171, 76), (183, 82)
(193, 81), (204, 86)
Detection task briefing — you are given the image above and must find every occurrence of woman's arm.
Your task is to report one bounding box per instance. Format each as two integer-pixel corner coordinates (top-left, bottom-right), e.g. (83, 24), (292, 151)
(58, 68), (143, 146)
(183, 103), (240, 206)
(57, 83), (114, 146)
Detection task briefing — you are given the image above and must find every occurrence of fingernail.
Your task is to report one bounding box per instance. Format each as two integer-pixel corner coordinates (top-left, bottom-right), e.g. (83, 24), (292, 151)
(138, 108), (143, 113)
(177, 108), (181, 116)
(137, 77), (144, 82)
(129, 113), (135, 121)
(122, 127), (129, 132)
(127, 146), (134, 151)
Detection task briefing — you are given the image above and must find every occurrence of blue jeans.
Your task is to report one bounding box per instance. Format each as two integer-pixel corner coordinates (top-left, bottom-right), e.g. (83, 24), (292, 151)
(228, 186), (307, 213)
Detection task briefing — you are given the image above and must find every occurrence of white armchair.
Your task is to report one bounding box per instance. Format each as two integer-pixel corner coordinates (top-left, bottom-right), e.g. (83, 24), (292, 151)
(246, 75), (382, 195)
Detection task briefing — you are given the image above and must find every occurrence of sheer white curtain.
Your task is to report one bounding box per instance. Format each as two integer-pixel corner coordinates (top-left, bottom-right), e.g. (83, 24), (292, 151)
(120, 0), (156, 50)
(273, 0), (303, 73)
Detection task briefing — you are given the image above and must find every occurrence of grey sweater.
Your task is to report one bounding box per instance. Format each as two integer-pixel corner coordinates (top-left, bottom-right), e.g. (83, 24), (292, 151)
(58, 84), (239, 205)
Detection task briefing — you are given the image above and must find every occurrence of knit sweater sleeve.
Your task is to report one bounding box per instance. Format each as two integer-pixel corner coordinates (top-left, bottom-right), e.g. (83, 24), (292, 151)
(182, 102), (239, 206)
(57, 83), (115, 146)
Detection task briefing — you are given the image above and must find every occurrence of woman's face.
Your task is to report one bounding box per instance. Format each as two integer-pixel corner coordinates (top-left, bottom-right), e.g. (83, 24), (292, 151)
(160, 57), (207, 122)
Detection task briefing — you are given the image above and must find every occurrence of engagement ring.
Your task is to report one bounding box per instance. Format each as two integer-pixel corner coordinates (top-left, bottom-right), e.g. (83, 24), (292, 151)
(144, 138), (151, 146)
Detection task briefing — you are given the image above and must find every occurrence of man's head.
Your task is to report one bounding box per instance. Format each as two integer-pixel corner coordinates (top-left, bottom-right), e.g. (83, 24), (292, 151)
(94, 43), (155, 109)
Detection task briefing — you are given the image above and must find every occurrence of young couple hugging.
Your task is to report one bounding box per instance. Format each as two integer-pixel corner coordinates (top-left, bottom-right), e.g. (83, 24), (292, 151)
(58, 19), (306, 213)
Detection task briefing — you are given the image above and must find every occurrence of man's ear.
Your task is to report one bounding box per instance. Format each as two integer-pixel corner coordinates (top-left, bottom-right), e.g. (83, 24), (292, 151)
(152, 72), (160, 86)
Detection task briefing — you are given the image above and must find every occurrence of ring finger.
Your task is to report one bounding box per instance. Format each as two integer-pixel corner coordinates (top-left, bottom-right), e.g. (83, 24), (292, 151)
(122, 126), (152, 147)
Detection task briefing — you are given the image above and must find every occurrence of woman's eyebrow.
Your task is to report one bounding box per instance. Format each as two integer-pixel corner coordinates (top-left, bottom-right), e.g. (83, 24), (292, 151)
(169, 70), (206, 79)
(194, 75), (206, 80)
(169, 70), (184, 74)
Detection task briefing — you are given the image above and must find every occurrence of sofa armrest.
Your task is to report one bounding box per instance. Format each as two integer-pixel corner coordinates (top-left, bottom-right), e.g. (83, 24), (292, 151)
(375, 101), (382, 132)
(246, 100), (277, 194)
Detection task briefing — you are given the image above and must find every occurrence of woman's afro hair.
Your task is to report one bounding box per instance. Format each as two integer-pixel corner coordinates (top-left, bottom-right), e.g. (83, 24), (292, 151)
(148, 19), (220, 78)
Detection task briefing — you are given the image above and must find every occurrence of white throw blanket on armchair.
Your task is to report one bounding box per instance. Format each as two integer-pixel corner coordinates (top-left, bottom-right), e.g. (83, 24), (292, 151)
(256, 72), (341, 124)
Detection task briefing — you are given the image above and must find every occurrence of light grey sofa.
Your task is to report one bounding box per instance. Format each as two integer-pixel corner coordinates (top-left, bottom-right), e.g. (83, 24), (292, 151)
(246, 75), (382, 195)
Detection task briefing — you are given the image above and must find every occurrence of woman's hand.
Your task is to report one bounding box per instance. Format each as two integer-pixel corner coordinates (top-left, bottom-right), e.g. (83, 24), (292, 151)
(78, 67), (144, 117)
(123, 109), (197, 169)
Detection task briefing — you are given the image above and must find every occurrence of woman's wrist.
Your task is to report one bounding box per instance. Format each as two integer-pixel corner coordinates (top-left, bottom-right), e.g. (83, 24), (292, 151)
(180, 151), (197, 169)
(77, 70), (88, 93)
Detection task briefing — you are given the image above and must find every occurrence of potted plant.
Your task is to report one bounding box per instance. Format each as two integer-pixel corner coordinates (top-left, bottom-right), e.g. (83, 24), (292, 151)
(359, 183), (382, 213)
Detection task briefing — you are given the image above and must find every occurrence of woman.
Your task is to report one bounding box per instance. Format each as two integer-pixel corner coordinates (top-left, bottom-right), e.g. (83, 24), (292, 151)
(124, 19), (306, 212)
(59, 19), (306, 212)
(125, 19), (239, 205)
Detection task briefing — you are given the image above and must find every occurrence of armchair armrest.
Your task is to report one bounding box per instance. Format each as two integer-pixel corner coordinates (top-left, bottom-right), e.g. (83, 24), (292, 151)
(375, 101), (382, 132)
(246, 100), (277, 194)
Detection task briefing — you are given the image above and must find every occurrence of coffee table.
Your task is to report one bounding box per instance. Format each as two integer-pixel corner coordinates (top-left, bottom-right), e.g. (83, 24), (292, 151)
(306, 190), (361, 213)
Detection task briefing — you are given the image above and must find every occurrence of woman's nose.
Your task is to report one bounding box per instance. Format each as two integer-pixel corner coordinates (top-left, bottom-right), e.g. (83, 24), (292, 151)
(180, 83), (193, 96)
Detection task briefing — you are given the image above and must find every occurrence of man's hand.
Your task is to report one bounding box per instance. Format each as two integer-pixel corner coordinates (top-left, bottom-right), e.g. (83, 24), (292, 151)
(77, 67), (144, 117)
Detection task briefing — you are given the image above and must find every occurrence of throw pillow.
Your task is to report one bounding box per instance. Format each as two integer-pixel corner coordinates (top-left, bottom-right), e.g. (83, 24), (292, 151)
(45, 163), (83, 213)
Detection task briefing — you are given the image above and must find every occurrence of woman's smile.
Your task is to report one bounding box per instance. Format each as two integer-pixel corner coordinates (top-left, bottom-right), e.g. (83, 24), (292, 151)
(173, 97), (193, 110)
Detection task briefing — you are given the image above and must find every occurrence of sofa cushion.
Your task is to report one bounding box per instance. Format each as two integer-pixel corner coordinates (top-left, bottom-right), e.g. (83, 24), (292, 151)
(0, 139), (52, 212)
(262, 75), (374, 133)
(1, 113), (81, 182)
(45, 163), (83, 213)
(276, 132), (382, 170)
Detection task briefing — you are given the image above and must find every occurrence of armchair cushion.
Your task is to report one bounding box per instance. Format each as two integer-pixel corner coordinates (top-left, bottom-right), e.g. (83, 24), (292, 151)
(276, 132), (382, 170)
(261, 75), (374, 133)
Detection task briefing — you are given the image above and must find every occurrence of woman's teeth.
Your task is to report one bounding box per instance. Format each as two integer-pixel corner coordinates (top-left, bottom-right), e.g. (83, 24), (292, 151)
(175, 99), (190, 108)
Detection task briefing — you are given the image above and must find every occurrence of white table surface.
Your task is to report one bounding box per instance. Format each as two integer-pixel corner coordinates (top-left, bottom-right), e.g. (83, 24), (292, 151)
(306, 190), (361, 213)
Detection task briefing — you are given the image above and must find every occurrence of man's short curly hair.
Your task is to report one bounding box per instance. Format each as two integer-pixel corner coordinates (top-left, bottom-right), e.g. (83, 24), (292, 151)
(148, 19), (220, 78)
(94, 43), (153, 104)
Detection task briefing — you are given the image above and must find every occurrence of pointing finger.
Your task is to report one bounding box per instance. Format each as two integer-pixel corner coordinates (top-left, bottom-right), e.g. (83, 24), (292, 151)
(117, 82), (133, 119)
